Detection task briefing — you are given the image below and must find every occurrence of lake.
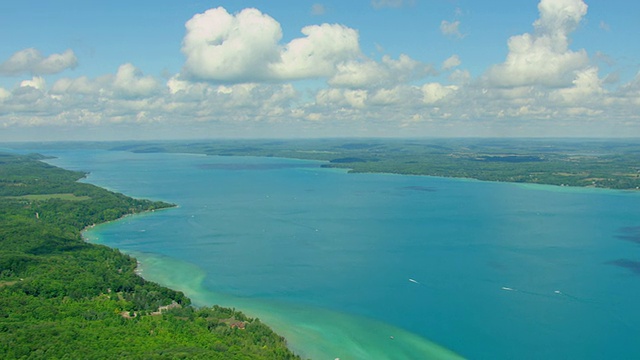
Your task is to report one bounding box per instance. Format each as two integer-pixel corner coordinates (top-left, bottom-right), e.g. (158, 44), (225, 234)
(41, 148), (640, 359)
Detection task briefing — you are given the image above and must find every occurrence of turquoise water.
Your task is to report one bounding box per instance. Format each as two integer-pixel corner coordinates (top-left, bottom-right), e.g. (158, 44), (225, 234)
(40, 149), (640, 359)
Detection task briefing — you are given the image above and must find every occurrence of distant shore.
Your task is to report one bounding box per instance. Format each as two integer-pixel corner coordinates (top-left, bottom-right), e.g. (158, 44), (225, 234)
(97, 138), (640, 191)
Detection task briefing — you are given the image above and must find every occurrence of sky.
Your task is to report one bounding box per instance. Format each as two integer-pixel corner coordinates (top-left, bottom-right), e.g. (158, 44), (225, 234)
(1, 0), (639, 141)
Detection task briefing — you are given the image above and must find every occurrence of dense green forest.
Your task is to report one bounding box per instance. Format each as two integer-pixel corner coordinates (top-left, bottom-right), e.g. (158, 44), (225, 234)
(0, 152), (301, 359)
(99, 138), (640, 190)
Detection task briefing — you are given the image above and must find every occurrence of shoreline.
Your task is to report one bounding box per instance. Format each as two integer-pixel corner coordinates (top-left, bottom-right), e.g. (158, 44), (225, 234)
(81, 200), (465, 359)
(80, 204), (178, 241)
(81, 206), (313, 358)
(119, 248), (465, 360)
(154, 150), (640, 193)
(94, 137), (640, 191)
(106, 147), (640, 192)
(11, 138), (640, 192)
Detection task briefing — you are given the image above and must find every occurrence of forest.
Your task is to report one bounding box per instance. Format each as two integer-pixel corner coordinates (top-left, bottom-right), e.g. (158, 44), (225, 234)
(0, 152), (301, 359)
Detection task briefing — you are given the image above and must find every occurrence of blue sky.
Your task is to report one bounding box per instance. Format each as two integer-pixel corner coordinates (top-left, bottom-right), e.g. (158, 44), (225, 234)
(1, 0), (639, 140)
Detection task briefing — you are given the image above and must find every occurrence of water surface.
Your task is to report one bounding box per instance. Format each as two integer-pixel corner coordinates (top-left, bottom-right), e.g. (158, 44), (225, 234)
(41, 149), (640, 359)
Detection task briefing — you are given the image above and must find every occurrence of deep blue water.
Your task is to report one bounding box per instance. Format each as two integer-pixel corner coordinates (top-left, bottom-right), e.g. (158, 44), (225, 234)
(37, 149), (640, 359)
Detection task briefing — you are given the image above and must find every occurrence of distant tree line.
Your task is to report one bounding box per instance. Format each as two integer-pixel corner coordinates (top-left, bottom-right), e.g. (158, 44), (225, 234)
(115, 138), (640, 190)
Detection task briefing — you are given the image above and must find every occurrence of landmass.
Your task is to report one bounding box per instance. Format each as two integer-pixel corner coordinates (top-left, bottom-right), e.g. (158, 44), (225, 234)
(0, 152), (301, 359)
(97, 138), (640, 190)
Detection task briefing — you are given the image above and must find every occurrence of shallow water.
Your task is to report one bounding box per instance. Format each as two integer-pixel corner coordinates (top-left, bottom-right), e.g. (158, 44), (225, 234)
(40, 149), (640, 359)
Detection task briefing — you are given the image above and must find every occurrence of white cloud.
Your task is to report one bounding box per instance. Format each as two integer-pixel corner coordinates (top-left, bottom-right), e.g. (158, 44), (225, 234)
(20, 76), (46, 90)
(177, 5), (436, 98)
(369, 86), (422, 107)
(181, 7), (362, 83)
(534, 0), (587, 34)
(329, 61), (382, 88)
(181, 7), (282, 82)
(486, 0), (590, 88)
(167, 75), (194, 95)
(0, 48), (77, 76)
(369, 87), (401, 105)
(315, 88), (383, 109)
(551, 67), (604, 103)
(442, 55), (461, 71)
(49, 63), (159, 101)
(344, 89), (368, 108)
(440, 20), (463, 38)
(113, 63), (160, 98)
(51, 76), (102, 95)
(2, 1), (639, 139)
(270, 23), (361, 80)
(422, 83), (458, 104)
(316, 88), (351, 108)
(329, 54), (434, 88)
(487, 33), (590, 87)
(2, 65), (640, 138)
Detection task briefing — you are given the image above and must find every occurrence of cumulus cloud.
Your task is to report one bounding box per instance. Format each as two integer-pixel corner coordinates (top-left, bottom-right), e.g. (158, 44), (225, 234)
(20, 76), (46, 90)
(313, 85), (427, 113)
(113, 63), (161, 98)
(3, 65), (640, 137)
(270, 23), (361, 80)
(49, 63), (159, 100)
(486, 0), (590, 87)
(422, 83), (458, 104)
(440, 20), (463, 38)
(442, 55), (461, 71)
(4, 62), (304, 130)
(534, 0), (587, 33)
(180, 7), (363, 83)
(315, 87), (421, 111)
(178, 5), (437, 91)
(3, 1), (639, 138)
(181, 7), (282, 82)
(181, 7), (360, 83)
(51, 76), (102, 95)
(316, 88), (360, 108)
(329, 54), (435, 88)
(551, 67), (604, 103)
(0, 48), (77, 76)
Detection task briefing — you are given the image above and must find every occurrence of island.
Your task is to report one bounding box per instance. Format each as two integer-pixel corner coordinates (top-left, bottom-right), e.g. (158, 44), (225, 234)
(0, 152), (301, 359)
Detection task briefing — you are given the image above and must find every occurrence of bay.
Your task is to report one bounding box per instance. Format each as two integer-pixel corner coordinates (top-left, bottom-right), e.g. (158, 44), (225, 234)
(42, 148), (640, 359)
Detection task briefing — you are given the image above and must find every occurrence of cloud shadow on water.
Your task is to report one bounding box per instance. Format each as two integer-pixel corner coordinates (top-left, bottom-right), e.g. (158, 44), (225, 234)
(607, 259), (640, 276)
(401, 185), (437, 192)
(615, 226), (640, 245)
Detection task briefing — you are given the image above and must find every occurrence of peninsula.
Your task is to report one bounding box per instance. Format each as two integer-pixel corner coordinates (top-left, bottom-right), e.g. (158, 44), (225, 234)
(103, 138), (640, 190)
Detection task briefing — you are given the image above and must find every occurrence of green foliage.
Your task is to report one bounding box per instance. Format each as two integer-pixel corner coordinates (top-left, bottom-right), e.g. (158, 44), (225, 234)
(0, 153), (301, 360)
